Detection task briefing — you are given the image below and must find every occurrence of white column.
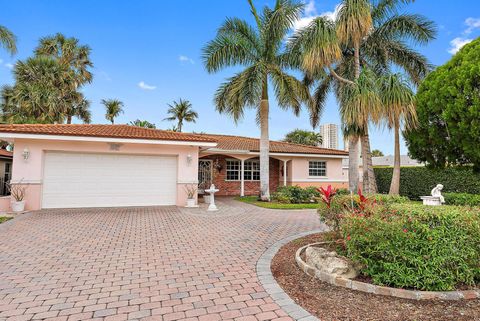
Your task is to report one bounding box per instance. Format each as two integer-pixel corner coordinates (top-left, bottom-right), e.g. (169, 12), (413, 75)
(283, 160), (287, 186)
(240, 159), (245, 197)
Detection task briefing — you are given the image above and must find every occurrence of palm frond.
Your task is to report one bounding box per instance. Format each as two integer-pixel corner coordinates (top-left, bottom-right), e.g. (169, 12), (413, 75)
(268, 64), (311, 115)
(0, 25), (17, 55)
(214, 64), (265, 123)
(373, 14), (437, 45)
(202, 34), (257, 73)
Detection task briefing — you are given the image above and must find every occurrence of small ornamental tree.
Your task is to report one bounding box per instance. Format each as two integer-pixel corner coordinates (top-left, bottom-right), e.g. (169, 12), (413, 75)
(404, 37), (480, 170)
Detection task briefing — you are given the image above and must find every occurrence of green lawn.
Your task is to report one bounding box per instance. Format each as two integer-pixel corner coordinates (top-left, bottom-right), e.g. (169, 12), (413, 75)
(0, 217), (12, 224)
(234, 196), (320, 209)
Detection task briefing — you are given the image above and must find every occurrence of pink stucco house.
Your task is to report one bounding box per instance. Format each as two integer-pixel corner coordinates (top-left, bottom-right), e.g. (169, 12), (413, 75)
(0, 124), (348, 211)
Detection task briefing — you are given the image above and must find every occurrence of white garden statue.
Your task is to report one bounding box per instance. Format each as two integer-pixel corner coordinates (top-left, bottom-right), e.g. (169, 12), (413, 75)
(431, 184), (445, 204)
(421, 184), (445, 206)
(205, 184), (219, 211)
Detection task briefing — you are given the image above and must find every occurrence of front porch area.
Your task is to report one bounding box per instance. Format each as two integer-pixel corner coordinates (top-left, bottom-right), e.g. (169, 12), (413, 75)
(198, 154), (292, 197)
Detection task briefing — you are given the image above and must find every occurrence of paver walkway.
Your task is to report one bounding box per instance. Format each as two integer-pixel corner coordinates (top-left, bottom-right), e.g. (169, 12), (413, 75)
(0, 198), (322, 321)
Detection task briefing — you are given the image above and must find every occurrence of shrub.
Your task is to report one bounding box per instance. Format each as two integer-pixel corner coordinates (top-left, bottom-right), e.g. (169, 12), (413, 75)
(341, 203), (480, 291)
(374, 166), (480, 199)
(336, 188), (350, 196)
(444, 193), (480, 206)
(271, 185), (319, 204)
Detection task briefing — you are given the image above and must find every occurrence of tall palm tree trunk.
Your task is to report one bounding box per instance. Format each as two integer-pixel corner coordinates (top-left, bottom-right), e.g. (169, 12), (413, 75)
(348, 136), (360, 192)
(66, 115), (72, 124)
(389, 120), (401, 195)
(259, 80), (270, 201)
(348, 40), (361, 193)
(361, 127), (377, 193)
(178, 121), (183, 132)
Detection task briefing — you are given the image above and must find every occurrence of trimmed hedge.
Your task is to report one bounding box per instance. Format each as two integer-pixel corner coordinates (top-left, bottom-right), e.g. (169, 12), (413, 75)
(341, 203), (480, 291)
(374, 166), (480, 199)
(444, 193), (480, 206)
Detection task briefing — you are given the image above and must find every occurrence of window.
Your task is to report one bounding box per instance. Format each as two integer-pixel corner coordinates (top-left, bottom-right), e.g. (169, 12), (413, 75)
(226, 160), (240, 180)
(309, 161), (326, 177)
(225, 159), (260, 181)
(244, 160), (260, 181)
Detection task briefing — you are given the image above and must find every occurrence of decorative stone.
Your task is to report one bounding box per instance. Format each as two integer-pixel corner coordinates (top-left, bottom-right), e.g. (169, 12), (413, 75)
(421, 183), (445, 206)
(305, 247), (360, 279)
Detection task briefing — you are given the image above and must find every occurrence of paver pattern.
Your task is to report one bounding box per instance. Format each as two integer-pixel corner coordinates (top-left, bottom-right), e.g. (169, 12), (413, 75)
(0, 198), (322, 321)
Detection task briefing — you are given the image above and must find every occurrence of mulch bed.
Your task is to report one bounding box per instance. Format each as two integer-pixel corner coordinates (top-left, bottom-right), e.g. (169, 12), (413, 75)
(271, 233), (480, 321)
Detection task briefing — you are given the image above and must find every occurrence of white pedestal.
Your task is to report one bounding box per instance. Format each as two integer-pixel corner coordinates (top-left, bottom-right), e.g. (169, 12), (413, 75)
(420, 196), (442, 206)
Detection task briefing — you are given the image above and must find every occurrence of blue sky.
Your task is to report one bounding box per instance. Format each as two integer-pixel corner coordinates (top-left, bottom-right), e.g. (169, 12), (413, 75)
(1, 0), (479, 155)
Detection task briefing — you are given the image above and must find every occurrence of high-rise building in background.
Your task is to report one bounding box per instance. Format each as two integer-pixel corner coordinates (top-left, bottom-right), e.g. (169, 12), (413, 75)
(319, 124), (339, 149)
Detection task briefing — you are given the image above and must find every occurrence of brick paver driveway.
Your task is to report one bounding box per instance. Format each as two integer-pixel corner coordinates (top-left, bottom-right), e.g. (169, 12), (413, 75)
(0, 198), (322, 321)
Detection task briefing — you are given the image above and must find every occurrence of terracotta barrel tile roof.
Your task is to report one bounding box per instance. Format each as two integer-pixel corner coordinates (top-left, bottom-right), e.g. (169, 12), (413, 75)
(0, 124), (216, 143)
(199, 133), (348, 156)
(0, 149), (13, 158)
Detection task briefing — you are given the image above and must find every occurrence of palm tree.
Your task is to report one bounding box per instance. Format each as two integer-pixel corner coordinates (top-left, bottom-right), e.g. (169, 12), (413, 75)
(163, 99), (198, 132)
(203, 0), (311, 201)
(0, 25), (16, 55)
(129, 119), (156, 128)
(380, 73), (416, 195)
(35, 33), (93, 123)
(2, 57), (73, 123)
(66, 92), (91, 124)
(289, 0), (435, 192)
(102, 99), (124, 124)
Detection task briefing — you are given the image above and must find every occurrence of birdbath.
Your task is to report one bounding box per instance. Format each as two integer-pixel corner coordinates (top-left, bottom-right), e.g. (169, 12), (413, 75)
(205, 184), (219, 211)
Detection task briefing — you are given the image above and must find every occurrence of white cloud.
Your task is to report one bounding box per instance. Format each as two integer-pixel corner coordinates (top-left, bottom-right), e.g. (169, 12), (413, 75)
(5, 63), (13, 69)
(464, 17), (480, 34)
(304, 0), (316, 16)
(138, 81), (156, 90)
(448, 37), (473, 54)
(179, 55), (194, 64)
(292, 1), (341, 32)
(320, 4), (342, 21)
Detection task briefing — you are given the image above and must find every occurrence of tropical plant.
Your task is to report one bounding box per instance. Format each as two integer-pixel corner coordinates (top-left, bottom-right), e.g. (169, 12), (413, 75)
(184, 184), (198, 199)
(202, 0), (311, 200)
(0, 25), (17, 55)
(7, 182), (28, 202)
(102, 99), (124, 124)
(380, 73), (416, 195)
(1, 57), (81, 123)
(288, 0), (436, 193)
(404, 38), (480, 170)
(163, 99), (198, 132)
(129, 119), (156, 128)
(318, 185), (337, 208)
(371, 149), (384, 157)
(34, 33), (93, 123)
(283, 128), (322, 146)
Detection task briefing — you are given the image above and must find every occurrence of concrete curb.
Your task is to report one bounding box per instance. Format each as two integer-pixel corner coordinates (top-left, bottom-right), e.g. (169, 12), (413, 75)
(257, 229), (324, 321)
(296, 243), (480, 301)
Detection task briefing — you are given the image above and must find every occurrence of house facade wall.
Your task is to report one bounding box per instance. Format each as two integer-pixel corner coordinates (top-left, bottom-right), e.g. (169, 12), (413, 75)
(200, 155), (280, 196)
(289, 156), (348, 189)
(6, 138), (200, 211)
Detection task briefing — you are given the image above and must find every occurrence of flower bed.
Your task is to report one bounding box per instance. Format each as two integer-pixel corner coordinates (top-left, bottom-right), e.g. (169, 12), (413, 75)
(316, 187), (480, 293)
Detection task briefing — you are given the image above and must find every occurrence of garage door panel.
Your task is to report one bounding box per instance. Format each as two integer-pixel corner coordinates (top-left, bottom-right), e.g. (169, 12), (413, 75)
(42, 152), (177, 208)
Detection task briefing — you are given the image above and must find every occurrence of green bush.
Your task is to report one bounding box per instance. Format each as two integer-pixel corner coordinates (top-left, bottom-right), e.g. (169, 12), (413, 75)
(341, 203), (480, 291)
(444, 193), (480, 206)
(375, 166), (480, 199)
(272, 185), (320, 204)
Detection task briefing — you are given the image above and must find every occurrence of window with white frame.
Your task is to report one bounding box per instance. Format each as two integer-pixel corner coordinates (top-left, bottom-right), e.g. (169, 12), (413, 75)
(226, 159), (241, 180)
(309, 161), (326, 177)
(244, 160), (260, 181)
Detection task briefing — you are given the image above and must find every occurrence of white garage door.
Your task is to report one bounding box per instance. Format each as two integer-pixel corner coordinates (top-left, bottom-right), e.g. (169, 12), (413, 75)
(42, 152), (177, 208)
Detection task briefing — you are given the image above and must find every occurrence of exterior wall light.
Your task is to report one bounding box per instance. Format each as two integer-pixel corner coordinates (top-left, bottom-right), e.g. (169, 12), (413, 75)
(22, 147), (30, 161)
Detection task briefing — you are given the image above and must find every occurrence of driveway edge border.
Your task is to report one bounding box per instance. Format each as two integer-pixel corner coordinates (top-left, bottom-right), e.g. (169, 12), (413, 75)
(256, 229), (324, 321)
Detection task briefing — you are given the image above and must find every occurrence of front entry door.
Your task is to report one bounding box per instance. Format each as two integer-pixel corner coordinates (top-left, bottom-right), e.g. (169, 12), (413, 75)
(198, 160), (212, 192)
